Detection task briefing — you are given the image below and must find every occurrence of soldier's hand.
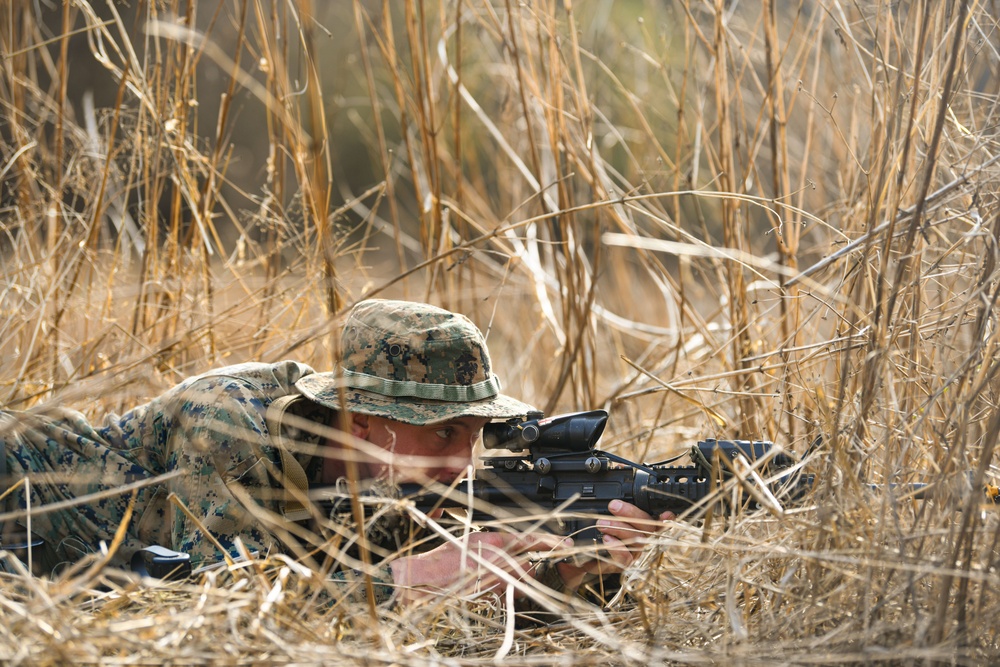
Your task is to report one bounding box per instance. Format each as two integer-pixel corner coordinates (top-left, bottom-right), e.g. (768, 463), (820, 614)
(555, 500), (675, 589)
(389, 531), (567, 604)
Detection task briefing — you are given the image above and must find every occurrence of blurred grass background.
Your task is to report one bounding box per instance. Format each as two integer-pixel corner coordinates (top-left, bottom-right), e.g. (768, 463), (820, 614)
(3, 0), (1000, 663)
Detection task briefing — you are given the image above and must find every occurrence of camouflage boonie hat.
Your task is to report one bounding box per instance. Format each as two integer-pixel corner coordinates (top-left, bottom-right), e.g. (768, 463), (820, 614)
(295, 299), (536, 425)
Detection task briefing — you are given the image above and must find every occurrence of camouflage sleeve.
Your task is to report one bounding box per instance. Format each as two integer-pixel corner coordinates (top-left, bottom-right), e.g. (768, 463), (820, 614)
(158, 373), (289, 568)
(0, 407), (159, 572)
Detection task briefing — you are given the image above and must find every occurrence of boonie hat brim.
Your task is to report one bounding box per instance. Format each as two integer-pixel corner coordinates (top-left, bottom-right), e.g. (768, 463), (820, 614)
(295, 373), (536, 425)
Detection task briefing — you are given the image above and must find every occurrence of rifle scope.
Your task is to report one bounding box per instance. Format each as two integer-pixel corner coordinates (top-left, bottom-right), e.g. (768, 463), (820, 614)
(482, 410), (608, 453)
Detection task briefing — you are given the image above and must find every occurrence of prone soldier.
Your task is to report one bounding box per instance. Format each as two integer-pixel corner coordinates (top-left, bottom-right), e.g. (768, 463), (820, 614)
(0, 299), (674, 604)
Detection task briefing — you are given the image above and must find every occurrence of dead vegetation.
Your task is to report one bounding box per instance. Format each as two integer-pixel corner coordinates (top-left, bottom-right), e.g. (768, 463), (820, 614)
(2, 0), (1000, 664)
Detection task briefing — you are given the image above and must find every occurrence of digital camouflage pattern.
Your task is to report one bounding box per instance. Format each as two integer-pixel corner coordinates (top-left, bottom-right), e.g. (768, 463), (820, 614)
(1, 361), (311, 567)
(297, 299), (535, 425)
(0, 361), (395, 602)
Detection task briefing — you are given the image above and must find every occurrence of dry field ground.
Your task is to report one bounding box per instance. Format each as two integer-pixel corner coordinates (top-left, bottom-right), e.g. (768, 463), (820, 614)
(2, 1), (1000, 664)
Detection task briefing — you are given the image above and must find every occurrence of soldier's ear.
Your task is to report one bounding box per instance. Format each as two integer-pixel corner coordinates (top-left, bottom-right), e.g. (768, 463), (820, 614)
(350, 413), (371, 439)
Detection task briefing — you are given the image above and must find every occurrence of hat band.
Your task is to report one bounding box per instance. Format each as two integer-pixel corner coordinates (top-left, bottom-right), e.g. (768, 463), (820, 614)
(341, 369), (502, 402)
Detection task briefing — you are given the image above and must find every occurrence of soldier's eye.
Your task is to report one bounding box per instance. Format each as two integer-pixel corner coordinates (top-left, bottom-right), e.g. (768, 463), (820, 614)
(435, 427), (454, 440)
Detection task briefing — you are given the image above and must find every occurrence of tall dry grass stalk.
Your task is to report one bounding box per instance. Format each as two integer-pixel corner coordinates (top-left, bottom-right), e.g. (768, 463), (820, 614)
(2, 0), (1000, 663)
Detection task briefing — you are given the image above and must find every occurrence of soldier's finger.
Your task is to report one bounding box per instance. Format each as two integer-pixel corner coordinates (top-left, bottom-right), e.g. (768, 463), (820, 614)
(492, 531), (569, 556)
(596, 516), (651, 544)
(608, 499), (654, 521)
(599, 534), (634, 570)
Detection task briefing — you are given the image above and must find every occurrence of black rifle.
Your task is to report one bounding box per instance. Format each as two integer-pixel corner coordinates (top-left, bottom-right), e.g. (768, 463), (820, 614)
(315, 410), (819, 542)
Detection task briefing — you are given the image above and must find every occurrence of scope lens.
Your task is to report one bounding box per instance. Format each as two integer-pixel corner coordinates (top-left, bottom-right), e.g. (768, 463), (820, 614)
(483, 423), (515, 449)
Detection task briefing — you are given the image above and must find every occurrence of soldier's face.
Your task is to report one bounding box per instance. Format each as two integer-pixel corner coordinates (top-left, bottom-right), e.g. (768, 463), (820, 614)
(351, 413), (488, 482)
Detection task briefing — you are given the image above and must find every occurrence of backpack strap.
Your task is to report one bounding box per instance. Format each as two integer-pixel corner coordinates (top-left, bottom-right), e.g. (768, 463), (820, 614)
(265, 394), (313, 522)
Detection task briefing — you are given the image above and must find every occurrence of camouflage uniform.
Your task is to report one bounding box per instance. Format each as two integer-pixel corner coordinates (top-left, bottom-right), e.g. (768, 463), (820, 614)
(1, 362), (320, 569)
(0, 300), (535, 604)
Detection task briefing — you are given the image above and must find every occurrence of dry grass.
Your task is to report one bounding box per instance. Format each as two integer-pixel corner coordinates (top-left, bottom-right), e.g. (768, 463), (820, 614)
(2, 0), (1000, 664)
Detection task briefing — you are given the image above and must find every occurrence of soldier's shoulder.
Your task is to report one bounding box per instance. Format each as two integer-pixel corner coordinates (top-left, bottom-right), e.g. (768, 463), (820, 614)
(181, 360), (315, 392)
(152, 361), (318, 415)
